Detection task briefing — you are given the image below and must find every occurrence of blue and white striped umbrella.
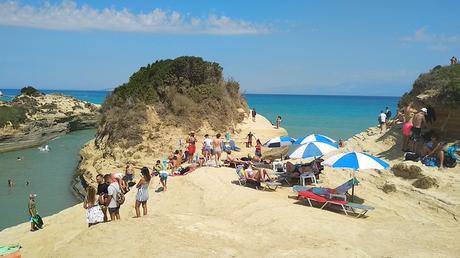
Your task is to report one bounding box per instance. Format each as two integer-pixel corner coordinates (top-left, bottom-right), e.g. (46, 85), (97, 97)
(294, 134), (337, 146)
(263, 136), (296, 148)
(322, 151), (389, 170)
(288, 141), (338, 159)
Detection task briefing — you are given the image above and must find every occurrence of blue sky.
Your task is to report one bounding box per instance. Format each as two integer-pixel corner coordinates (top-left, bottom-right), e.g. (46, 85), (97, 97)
(0, 0), (459, 96)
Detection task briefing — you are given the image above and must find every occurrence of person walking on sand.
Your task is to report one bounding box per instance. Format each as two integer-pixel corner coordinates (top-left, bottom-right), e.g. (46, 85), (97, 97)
(135, 167), (151, 218)
(411, 108), (428, 154)
(378, 110), (387, 133)
(212, 133), (223, 167)
(276, 115), (282, 129)
(105, 174), (121, 221)
(187, 131), (197, 163)
(251, 108), (257, 122)
(83, 186), (104, 227)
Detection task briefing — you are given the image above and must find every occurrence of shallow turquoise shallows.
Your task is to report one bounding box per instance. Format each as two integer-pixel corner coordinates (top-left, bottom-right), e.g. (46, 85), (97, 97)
(0, 130), (96, 230)
(245, 94), (399, 140)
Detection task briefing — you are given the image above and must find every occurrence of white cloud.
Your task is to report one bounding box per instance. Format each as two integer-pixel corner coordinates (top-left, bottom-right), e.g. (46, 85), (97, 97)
(401, 28), (460, 50)
(0, 0), (270, 35)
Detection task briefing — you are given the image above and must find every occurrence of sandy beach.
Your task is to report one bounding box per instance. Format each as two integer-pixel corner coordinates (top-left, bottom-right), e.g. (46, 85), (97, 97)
(0, 113), (459, 257)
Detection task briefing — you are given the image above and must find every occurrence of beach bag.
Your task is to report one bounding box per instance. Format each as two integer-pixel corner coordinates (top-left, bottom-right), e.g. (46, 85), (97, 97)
(404, 152), (419, 162)
(443, 154), (457, 168)
(116, 192), (125, 206)
(31, 214), (44, 227)
(377, 115), (382, 123)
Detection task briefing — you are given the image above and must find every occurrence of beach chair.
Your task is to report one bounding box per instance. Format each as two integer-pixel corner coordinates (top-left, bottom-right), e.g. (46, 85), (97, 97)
(297, 191), (375, 217)
(235, 165), (281, 191)
(297, 190), (350, 215)
(344, 203), (375, 218)
(293, 178), (359, 201)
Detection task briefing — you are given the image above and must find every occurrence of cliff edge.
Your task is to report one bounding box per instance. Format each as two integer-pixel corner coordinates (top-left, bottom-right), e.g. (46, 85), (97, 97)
(399, 64), (460, 139)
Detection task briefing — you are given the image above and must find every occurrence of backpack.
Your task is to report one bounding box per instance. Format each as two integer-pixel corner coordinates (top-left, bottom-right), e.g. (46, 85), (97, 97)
(444, 153), (457, 168)
(404, 152), (420, 162)
(116, 191), (125, 206)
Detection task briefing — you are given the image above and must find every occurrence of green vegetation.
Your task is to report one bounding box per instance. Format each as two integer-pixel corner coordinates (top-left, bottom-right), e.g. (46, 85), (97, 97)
(0, 106), (27, 128)
(98, 56), (248, 148)
(20, 86), (43, 97)
(400, 64), (460, 106)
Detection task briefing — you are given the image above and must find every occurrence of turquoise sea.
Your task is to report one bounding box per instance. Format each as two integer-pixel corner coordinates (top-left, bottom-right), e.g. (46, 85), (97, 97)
(0, 88), (399, 230)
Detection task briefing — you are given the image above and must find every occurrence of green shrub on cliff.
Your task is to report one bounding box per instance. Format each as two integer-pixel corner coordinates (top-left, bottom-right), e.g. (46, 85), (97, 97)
(0, 106), (27, 128)
(20, 86), (43, 97)
(400, 64), (460, 106)
(98, 56), (248, 148)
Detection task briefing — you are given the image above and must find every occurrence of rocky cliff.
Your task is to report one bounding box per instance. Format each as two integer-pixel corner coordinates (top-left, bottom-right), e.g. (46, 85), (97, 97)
(77, 56), (253, 190)
(399, 64), (460, 139)
(0, 88), (100, 153)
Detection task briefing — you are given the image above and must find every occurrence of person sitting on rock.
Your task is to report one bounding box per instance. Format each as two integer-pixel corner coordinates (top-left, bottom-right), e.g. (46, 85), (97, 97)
(422, 134), (445, 170)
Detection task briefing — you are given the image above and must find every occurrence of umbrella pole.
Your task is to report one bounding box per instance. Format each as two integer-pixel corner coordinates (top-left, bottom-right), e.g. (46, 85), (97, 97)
(351, 170), (356, 202)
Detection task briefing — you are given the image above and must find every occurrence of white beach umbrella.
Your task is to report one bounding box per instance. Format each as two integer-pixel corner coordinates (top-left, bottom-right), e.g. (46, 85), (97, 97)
(288, 141), (338, 159)
(263, 136), (296, 148)
(322, 151), (389, 200)
(294, 134), (337, 146)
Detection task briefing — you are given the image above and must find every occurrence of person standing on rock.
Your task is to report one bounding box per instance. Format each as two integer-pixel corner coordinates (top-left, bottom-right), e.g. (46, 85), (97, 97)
(378, 110), (387, 133)
(212, 133), (223, 167)
(187, 131), (197, 163)
(410, 108), (427, 154)
(96, 174), (109, 222)
(105, 174), (121, 221)
(276, 115), (282, 129)
(135, 167), (151, 218)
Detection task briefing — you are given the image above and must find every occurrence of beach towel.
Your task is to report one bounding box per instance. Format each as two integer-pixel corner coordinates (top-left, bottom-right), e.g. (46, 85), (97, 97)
(422, 156), (438, 167)
(0, 245), (21, 256)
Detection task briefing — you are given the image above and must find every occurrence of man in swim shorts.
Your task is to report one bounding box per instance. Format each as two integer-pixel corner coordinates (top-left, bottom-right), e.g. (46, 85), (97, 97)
(411, 108), (427, 153)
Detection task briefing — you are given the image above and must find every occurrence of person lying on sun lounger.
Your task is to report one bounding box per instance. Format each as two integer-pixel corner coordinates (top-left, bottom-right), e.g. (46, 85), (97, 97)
(243, 163), (272, 182)
(285, 158), (324, 179)
(224, 151), (243, 168)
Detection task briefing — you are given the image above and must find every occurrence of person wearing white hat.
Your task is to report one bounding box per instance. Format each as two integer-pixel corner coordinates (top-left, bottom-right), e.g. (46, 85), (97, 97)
(410, 108), (427, 153)
(28, 194), (43, 231)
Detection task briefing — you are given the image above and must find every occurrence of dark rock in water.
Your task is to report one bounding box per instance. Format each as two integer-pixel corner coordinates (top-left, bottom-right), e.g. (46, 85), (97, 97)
(413, 176), (439, 189)
(391, 163), (423, 179)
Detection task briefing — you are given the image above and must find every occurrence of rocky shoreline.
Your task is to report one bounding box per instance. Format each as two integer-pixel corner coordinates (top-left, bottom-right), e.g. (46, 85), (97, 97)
(0, 91), (100, 153)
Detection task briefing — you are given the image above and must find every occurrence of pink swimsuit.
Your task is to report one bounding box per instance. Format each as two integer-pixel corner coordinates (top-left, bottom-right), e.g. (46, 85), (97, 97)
(402, 122), (413, 137)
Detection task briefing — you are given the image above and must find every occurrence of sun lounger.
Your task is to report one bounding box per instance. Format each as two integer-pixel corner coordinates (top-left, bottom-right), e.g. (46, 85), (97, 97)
(235, 165), (281, 191)
(297, 191), (375, 217)
(344, 202), (375, 218)
(297, 191), (350, 215)
(293, 178), (359, 200)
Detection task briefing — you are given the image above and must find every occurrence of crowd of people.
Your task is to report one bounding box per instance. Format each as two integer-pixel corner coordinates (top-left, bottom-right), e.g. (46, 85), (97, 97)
(80, 122), (271, 227)
(379, 103), (458, 170)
